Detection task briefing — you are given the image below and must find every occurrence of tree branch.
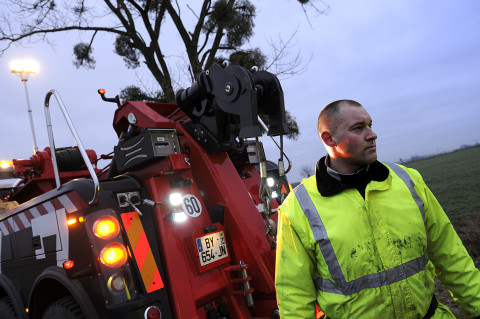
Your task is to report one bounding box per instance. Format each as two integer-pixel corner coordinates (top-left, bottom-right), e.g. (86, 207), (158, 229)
(153, 2), (167, 38)
(199, 29), (213, 65)
(264, 29), (311, 79)
(103, 0), (132, 31)
(117, 0), (139, 32)
(1, 25), (127, 47)
(191, 0), (211, 47)
(163, 1), (191, 49)
(164, 0), (203, 76)
(205, 0), (235, 69)
(104, 0), (146, 53)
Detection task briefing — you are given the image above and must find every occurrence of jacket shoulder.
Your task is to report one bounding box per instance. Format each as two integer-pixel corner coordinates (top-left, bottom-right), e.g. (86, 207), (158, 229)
(383, 162), (426, 186)
(278, 176), (318, 249)
(279, 175), (316, 219)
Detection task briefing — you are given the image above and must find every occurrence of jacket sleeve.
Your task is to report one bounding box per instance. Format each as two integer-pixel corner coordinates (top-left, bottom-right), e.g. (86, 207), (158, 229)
(418, 174), (480, 317)
(275, 200), (317, 318)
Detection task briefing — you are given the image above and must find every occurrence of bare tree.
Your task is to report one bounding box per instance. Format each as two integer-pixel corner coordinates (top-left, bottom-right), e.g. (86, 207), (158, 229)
(1, 0), (328, 93)
(300, 164), (314, 178)
(0, 0), (329, 138)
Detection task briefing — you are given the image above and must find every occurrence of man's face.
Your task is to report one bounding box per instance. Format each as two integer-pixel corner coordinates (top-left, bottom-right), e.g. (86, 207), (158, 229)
(330, 105), (378, 170)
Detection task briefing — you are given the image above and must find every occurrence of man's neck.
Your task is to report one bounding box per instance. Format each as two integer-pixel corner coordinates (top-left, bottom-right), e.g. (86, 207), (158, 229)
(325, 155), (365, 175)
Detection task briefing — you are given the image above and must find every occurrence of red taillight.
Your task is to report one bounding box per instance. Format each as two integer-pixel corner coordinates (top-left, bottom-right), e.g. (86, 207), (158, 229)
(144, 306), (161, 319)
(63, 260), (75, 270)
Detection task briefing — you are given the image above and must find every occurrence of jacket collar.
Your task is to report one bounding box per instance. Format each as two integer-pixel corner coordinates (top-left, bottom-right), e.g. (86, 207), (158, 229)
(315, 155), (389, 197)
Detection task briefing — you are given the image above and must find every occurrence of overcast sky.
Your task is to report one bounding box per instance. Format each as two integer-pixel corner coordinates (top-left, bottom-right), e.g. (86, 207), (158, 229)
(1, 1), (479, 182)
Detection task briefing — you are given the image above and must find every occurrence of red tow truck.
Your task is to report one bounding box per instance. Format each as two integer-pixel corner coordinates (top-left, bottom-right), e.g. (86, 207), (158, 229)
(0, 63), (294, 319)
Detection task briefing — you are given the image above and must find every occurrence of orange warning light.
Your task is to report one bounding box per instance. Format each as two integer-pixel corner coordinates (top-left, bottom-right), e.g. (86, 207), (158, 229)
(93, 216), (120, 240)
(100, 243), (127, 268)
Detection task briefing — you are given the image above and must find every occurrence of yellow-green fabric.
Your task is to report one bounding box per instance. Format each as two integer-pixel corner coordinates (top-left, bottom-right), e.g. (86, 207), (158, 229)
(275, 164), (480, 318)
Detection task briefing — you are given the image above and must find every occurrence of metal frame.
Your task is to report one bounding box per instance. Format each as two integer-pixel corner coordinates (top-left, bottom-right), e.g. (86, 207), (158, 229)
(43, 89), (100, 205)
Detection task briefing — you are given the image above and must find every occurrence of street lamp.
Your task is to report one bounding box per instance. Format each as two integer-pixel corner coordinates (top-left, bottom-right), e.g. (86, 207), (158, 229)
(10, 59), (40, 154)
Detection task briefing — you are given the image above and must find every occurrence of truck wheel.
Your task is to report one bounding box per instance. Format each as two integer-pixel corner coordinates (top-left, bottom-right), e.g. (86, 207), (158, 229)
(0, 296), (18, 318)
(42, 296), (85, 319)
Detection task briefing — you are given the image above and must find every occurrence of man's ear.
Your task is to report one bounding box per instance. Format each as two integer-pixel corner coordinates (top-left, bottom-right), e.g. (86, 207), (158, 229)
(321, 131), (336, 147)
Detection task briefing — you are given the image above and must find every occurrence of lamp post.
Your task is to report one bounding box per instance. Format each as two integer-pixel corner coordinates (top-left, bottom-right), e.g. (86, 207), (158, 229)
(10, 59), (39, 154)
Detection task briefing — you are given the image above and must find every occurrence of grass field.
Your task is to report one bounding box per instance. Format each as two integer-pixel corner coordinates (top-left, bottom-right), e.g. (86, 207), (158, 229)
(405, 145), (480, 226)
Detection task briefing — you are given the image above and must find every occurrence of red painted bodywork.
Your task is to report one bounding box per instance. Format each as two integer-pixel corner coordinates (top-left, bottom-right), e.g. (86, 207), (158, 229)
(3, 98), (283, 318)
(7, 147), (98, 204)
(113, 101), (280, 318)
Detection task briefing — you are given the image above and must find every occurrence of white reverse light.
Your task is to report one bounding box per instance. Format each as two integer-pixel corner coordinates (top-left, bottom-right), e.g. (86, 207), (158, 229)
(107, 273), (126, 294)
(171, 211), (187, 223)
(272, 191), (278, 198)
(266, 177), (275, 187)
(169, 192), (183, 206)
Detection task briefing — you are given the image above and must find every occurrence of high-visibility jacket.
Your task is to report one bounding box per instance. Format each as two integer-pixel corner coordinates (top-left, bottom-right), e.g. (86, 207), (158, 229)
(275, 163), (480, 318)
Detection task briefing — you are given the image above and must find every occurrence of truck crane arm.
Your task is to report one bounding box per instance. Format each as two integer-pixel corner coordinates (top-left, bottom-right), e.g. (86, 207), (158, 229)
(175, 63), (290, 153)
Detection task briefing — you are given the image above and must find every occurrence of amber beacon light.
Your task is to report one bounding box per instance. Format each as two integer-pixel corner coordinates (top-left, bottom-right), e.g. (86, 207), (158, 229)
(93, 216), (120, 240)
(100, 242), (128, 268)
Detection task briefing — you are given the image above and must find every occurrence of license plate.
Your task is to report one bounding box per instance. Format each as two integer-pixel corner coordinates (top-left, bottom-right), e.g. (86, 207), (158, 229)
(195, 231), (228, 266)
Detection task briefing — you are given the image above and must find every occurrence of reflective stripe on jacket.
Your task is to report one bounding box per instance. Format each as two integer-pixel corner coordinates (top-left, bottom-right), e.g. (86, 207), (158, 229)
(275, 163), (480, 318)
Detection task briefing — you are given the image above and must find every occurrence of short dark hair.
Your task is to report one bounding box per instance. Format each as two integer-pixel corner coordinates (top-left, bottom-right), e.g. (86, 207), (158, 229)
(317, 99), (362, 135)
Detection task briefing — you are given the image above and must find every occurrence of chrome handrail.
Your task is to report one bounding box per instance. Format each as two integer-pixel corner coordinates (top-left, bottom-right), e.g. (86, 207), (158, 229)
(44, 89), (100, 205)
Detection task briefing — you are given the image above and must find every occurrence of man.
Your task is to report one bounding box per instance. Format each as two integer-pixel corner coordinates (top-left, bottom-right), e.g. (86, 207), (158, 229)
(275, 100), (480, 318)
